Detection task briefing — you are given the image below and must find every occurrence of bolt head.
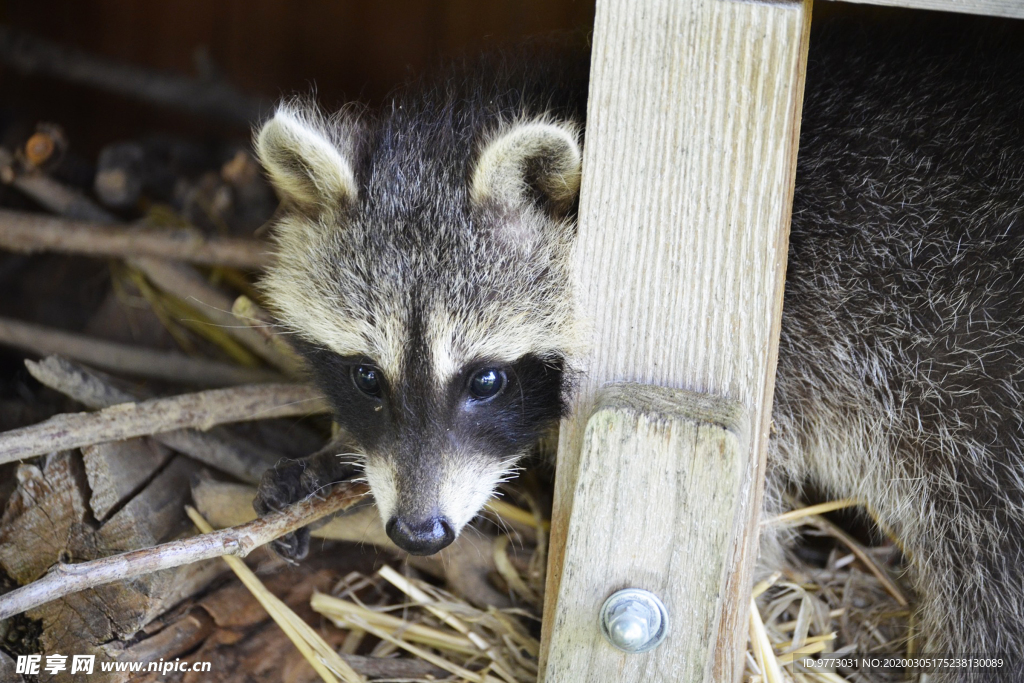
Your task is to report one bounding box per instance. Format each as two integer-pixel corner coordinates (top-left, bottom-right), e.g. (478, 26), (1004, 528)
(599, 589), (669, 654)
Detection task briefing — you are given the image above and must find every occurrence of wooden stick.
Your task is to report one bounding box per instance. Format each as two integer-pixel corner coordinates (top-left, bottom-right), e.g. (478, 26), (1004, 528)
(26, 356), (285, 484)
(132, 257), (302, 375)
(231, 295), (306, 370)
(231, 296), (278, 342)
(806, 515), (909, 608)
(0, 25), (264, 124)
(0, 208), (269, 269)
(25, 355), (141, 410)
(0, 482), (367, 620)
(0, 315), (281, 387)
(190, 476), (515, 609)
(0, 148), (116, 223)
(0, 383), (328, 465)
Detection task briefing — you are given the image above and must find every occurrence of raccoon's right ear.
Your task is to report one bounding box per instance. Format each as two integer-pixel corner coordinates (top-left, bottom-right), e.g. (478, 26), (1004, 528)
(470, 119), (582, 217)
(255, 105), (359, 211)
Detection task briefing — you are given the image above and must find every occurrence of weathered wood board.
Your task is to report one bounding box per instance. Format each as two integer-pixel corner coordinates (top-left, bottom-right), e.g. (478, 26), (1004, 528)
(540, 0), (812, 680)
(545, 385), (746, 682)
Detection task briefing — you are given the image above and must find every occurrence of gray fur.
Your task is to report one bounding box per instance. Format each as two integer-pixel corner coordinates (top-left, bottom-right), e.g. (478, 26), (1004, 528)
(769, 20), (1024, 674)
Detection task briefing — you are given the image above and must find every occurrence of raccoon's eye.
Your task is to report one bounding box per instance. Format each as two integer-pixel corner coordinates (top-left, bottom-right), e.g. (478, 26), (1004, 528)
(469, 368), (506, 400)
(352, 365), (382, 397)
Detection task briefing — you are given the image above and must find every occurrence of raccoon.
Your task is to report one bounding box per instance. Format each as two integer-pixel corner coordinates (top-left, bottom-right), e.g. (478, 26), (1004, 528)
(769, 22), (1024, 670)
(252, 20), (1024, 673)
(252, 50), (589, 557)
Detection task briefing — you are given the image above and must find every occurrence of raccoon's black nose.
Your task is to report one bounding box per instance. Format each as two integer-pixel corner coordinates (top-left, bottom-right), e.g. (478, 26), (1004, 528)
(386, 515), (455, 555)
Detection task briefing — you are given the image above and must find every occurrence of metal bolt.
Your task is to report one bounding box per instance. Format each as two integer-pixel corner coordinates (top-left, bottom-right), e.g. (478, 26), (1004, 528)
(599, 589), (669, 654)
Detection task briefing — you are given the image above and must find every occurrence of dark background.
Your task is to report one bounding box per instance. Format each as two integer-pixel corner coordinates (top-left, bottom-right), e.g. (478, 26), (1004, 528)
(0, 1), (598, 155)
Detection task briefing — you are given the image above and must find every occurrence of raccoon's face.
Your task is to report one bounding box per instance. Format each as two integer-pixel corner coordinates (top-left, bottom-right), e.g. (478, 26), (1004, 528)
(255, 102), (583, 555)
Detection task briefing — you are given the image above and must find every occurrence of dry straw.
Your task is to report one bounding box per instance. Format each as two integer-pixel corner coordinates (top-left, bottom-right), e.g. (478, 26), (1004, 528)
(186, 506), (366, 683)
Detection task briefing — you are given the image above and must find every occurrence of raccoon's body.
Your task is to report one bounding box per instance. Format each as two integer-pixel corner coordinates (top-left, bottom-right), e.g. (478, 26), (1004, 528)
(771, 24), (1024, 667)
(253, 22), (1024, 675)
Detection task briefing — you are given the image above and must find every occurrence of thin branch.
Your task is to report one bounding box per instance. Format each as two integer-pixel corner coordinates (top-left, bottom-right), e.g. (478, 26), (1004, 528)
(27, 356), (284, 484)
(132, 257), (302, 375)
(232, 295), (306, 373)
(231, 295), (279, 343)
(0, 382), (328, 465)
(0, 25), (264, 125)
(25, 355), (139, 410)
(805, 515), (909, 608)
(0, 208), (270, 269)
(192, 476), (515, 609)
(0, 148), (116, 223)
(0, 482), (368, 620)
(0, 315), (282, 387)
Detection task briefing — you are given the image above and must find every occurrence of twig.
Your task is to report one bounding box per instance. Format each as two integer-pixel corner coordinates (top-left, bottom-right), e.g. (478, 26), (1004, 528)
(25, 355), (141, 409)
(0, 382), (328, 465)
(231, 295), (278, 343)
(191, 477), (514, 609)
(0, 208), (269, 269)
(132, 257), (302, 375)
(0, 482), (367, 620)
(26, 356), (284, 484)
(0, 25), (264, 124)
(0, 148), (115, 223)
(0, 315), (281, 386)
(232, 295), (307, 373)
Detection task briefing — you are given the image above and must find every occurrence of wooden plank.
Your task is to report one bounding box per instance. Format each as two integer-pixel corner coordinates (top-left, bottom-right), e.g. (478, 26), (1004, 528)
(540, 0), (811, 680)
(824, 0), (1024, 19)
(545, 385), (746, 681)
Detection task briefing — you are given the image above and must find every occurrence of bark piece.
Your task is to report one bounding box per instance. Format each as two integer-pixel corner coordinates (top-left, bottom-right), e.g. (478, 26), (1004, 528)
(0, 481), (366, 620)
(83, 438), (174, 521)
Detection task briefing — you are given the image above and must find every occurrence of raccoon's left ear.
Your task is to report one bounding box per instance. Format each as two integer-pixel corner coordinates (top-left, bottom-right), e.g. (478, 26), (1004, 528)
(255, 104), (359, 211)
(470, 119), (582, 217)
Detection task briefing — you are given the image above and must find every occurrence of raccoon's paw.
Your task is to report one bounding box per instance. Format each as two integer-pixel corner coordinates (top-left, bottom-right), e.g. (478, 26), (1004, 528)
(254, 459), (324, 561)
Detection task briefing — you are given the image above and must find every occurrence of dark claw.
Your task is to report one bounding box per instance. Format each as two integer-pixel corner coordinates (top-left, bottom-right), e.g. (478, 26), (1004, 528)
(254, 459), (313, 560)
(273, 526), (310, 561)
(253, 438), (360, 561)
